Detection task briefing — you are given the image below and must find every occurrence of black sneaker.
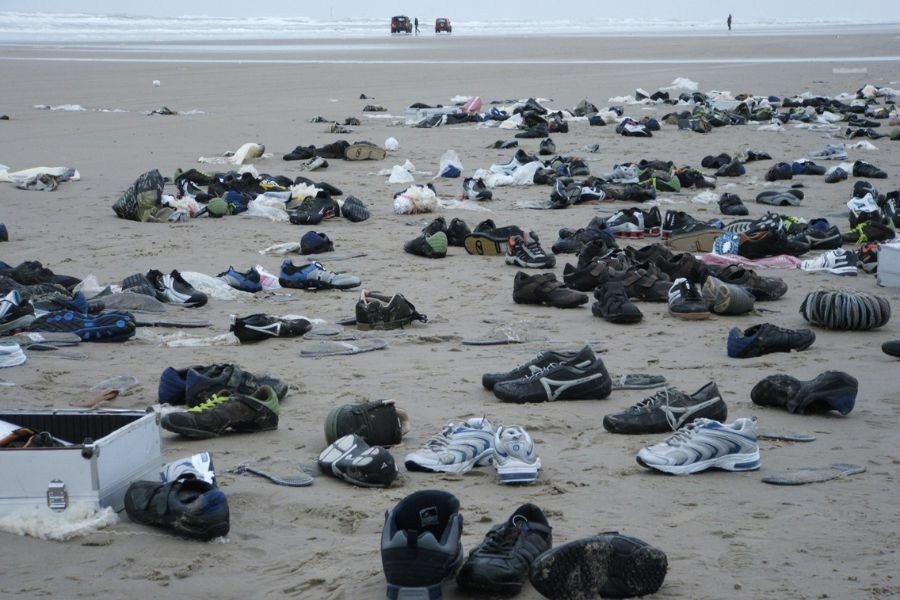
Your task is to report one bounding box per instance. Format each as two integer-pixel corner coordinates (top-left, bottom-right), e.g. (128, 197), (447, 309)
(592, 281), (643, 324)
(512, 271), (588, 308)
(790, 224), (843, 250)
(751, 371), (857, 415)
(825, 166), (848, 183)
(667, 277), (710, 320)
(717, 264), (787, 301)
(356, 291), (428, 330)
(300, 230), (334, 255)
(738, 229), (810, 259)
(341, 195), (370, 222)
(538, 138), (556, 156)
(160, 386), (280, 438)
(447, 218), (471, 246)
(456, 504), (552, 595)
(146, 269), (208, 307)
(493, 345), (611, 403)
(229, 314), (311, 343)
(0, 290), (35, 335)
(852, 160), (887, 179)
(506, 233), (556, 269)
(462, 177), (493, 200)
(317, 434), (398, 488)
(124, 475), (229, 541)
(324, 399), (407, 446)
(288, 195), (340, 225)
(482, 349), (578, 390)
(404, 231), (448, 258)
(381, 490), (464, 600)
(603, 382), (727, 434)
(529, 532), (668, 599)
(563, 260), (610, 292)
(718, 193), (749, 216)
(727, 323), (816, 358)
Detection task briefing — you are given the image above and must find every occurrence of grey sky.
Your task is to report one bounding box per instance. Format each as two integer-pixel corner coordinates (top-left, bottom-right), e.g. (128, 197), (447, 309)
(4, 0), (900, 21)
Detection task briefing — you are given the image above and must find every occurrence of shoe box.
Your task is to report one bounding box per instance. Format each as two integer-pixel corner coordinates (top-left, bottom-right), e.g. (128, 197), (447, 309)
(877, 241), (900, 287)
(0, 409), (162, 518)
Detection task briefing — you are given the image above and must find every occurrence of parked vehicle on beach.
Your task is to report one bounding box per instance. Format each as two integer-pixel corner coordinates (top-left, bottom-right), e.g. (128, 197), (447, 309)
(435, 18), (452, 34)
(391, 16), (413, 34)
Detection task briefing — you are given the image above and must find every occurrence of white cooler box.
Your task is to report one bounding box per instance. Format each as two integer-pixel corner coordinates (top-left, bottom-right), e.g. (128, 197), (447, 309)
(0, 409), (162, 518)
(877, 241), (900, 287)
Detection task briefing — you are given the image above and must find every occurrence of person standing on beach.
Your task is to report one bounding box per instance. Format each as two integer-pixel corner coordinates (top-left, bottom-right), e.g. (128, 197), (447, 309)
(727, 14), (732, 31)
(414, 17), (420, 35)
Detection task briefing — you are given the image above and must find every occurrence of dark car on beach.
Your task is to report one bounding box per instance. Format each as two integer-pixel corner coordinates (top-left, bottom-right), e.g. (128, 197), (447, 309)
(391, 16), (412, 34)
(435, 18), (452, 34)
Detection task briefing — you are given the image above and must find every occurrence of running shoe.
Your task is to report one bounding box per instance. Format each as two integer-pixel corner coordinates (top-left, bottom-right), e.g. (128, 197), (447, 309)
(0, 290), (35, 335)
(506, 233), (556, 269)
(800, 248), (858, 276)
(603, 382), (727, 434)
(493, 425), (541, 483)
(317, 434), (398, 488)
(636, 417), (760, 475)
(146, 269), (208, 307)
(404, 417), (494, 474)
(217, 266), (263, 292)
(482, 349), (578, 390)
(278, 260), (361, 290)
(160, 386), (279, 438)
(229, 313), (311, 343)
(492, 345), (611, 403)
(727, 323), (815, 358)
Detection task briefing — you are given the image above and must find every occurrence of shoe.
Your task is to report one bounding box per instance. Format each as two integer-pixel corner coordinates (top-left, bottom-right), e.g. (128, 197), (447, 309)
(529, 532), (668, 599)
(701, 276), (755, 315)
(799, 289), (891, 331)
(482, 349), (578, 390)
(29, 310), (136, 343)
(464, 220), (524, 255)
(739, 228), (811, 259)
(146, 269), (208, 307)
(824, 166), (849, 183)
(756, 189), (804, 207)
(727, 323), (815, 358)
(0, 290), (35, 335)
(381, 490), (464, 600)
(654, 252), (709, 285)
(317, 434), (398, 487)
(667, 278), (710, 320)
(800, 248), (858, 276)
(124, 475), (229, 541)
(661, 209), (717, 240)
(340, 195), (370, 222)
(610, 262), (672, 303)
(288, 195), (339, 225)
(344, 141), (386, 161)
(506, 233), (556, 269)
(790, 224), (843, 250)
(462, 177), (493, 201)
(606, 208), (645, 239)
(539, 137), (556, 155)
(0, 342), (26, 368)
(603, 382), (727, 434)
(842, 221), (895, 244)
(490, 149), (534, 175)
(792, 160), (826, 175)
(217, 266), (263, 292)
(808, 143), (847, 161)
(160, 386), (279, 438)
(121, 272), (158, 297)
(229, 313), (311, 343)
(355, 290), (428, 330)
(493, 425), (542, 484)
(764, 162), (793, 182)
(852, 160), (887, 179)
(324, 399), (407, 446)
(447, 218), (471, 246)
(718, 193), (749, 216)
(715, 159), (746, 177)
(404, 417), (494, 473)
(493, 345), (611, 403)
(278, 260), (361, 290)
(162, 363), (288, 408)
(421, 217), (448, 236)
(512, 272), (588, 308)
(591, 281), (643, 324)
(751, 371), (857, 415)
(637, 417), (760, 474)
(717, 264), (787, 301)
(405, 231), (449, 258)
(456, 504), (552, 595)
(300, 231), (334, 255)
(882, 340), (900, 358)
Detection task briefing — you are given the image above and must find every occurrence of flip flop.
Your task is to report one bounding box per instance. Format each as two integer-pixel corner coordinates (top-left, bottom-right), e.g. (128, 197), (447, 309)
(90, 375), (140, 395)
(762, 463), (865, 485)
(300, 339), (389, 357)
(611, 374), (667, 390)
(757, 428), (816, 442)
(0, 378), (16, 387)
(134, 319), (212, 328)
(26, 346), (89, 360)
(229, 463), (313, 487)
(4, 331), (82, 347)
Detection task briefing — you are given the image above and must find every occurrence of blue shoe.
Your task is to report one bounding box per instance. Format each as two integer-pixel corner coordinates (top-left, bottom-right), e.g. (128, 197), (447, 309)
(217, 266), (262, 292)
(278, 260), (361, 290)
(30, 310), (136, 342)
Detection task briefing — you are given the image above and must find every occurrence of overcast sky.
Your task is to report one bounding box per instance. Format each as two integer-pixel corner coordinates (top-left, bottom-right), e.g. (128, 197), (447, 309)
(5, 0), (900, 21)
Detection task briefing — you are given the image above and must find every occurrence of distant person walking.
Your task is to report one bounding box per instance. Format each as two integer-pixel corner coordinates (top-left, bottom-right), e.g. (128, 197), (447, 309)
(414, 17), (420, 35)
(727, 14), (732, 31)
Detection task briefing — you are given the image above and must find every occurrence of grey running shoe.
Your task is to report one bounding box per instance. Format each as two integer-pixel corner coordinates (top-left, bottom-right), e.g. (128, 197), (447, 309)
(636, 417), (760, 474)
(603, 382), (727, 434)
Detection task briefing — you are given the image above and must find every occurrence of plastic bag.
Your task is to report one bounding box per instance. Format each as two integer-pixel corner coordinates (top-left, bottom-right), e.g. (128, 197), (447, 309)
(385, 137), (399, 151)
(180, 272), (251, 300)
(388, 165), (416, 184)
(393, 185), (438, 214)
(436, 149), (463, 179)
(246, 197), (289, 222)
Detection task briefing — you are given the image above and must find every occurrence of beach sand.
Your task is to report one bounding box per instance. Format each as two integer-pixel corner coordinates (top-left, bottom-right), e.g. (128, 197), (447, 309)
(0, 31), (898, 599)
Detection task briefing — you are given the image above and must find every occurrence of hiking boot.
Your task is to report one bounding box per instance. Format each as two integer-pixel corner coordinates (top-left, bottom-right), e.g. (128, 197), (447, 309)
(751, 371), (857, 415)
(529, 533), (668, 599)
(340, 195), (370, 222)
(852, 160), (887, 178)
(229, 314), (311, 343)
(404, 231), (449, 258)
(146, 269), (208, 307)
(512, 272), (587, 308)
(667, 278), (710, 320)
(456, 504), (552, 595)
(447, 218), (470, 246)
(493, 345), (611, 403)
(279, 260), (361, 290)
(217, 266), (263, 292)
(356, 291), (428, 330)
(506, 233), (556, 269)
(160, 386), (280, 438)
(592, 281), (643, 324)
(701, 276), (755, 315)
(318, 434), (398, 487)
(324, 399), (407, 446)
(538, 138), (556, 156)
(603, 382), (727, 434)
(727, 323), (816, 358)
(717, 264), (787, 301)
(718, 193), (749, 216)
(124, 475), (229, 541)
(654, 252), (709, 285)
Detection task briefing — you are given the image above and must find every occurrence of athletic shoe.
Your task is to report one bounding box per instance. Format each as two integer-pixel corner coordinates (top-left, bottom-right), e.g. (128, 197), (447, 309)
(529, 532), (667, 599)
(719, 193), (749, 216)
(482, 349), (578, 390)
(229, 313), (311, 343)
(160, 386), (279, 438)
(701, 276), (755, 315)
(324, 399), (407, 446)
(841, 221), (895, 244)
(462, 177), (493, 200)
(606, 208), (645, 239)
(0, 290), (35, 335)
(738, 229), (810, 259)
(852, 160), (887, 179)
(146, 269), (208, 307)
(29, 310), (136, 343)
(751, 371), (857, 415)
(217, 266), (263, 292)
(654, 252), (710, 285)
(512, 272), (588, 308)
(825, 166), (848, 183)
(317, 434), (398, 488)
(278, 260), (361, 290)
(288, 195), (339, 225)
(447, 218), (471, 246)
(160, 452), (216, 486)
(717, 264), (787, 301)
(404, 231), (449, 258)
(490, 149), (534, 175)
(0, 343), (26, 368)
(882, 340), (900, 358)
(493, 425), (542, 483)
(493, 345), (611, 403)
(727, 323), (815, 358)
(421, 217), (448, 236)
(667, 278), (710, 320)
(603, 382), (727, 434)
(162, 363), (288, 408)
(636, 417), (760, 474)
(381, 490), (464, 600)
(404, 417), (494, 474)
(539, 137), (556, 155)
(591, 281), (643, 324)
(800, 248), (858, 276)
(808, 143), (847, 160)
(456, 504), (552, 595)
(355, 290), (428, 330)
(299, 230), (334, 255)
(506, 233), (556, 269)
(124, 475), (229, 541)
(340, 195), (370, 222)
(790, 224), (843, 250)
(606, 262), (672, 303)
(643, 206), (662, 236)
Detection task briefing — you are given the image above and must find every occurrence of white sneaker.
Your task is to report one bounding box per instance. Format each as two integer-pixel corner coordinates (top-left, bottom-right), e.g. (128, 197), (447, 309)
(404, 417), (494, 474)
(636, 417), (760, 475)
(161, 452), (216, 485)
(493, 425), (541, 483)
(0, 343), (26, 368)
(800, 248), (858, 276)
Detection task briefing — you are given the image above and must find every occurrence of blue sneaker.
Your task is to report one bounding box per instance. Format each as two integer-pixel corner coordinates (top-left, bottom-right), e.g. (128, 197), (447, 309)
(278, 260), (361, 290)
(30, 310), (136, 342)
(217, 266), (262, 292)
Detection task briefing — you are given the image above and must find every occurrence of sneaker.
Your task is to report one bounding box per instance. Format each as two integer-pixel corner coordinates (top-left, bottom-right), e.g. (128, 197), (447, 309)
(506, 233), (556, 269)
(456, 504), (552, 595)
(882, 340), (900, 358)
(667, 278), (710, 320)
(825, 166), (849, 183)
(603, 382), (727, 434)
(493, 425), (542, 484)
(842, 221), (895, 244)
(719, 193), (749, 216)
(163, 363), (288, 408)
(606, 208), (645, 238)
(636, 417), (760, 474)
(146, 269), (208, 307)
(539, 137), (556, 156)
(229, 313), (311, 343)
(462, 177), (493, 201)
(717, 264), (787, 300)
(404, 231), (449, 258)
(727, 323), (816, 358)
(0, 290), (35, 335)
(490, 149), (534, 175)
(493, 345), (611, 403)
(340, 195), (370, 222)
(288, 195), (339, 225)
(381, 490), (464, 600)
(808, 143), (847, 161)
(355, 290), (428, 330)
(482, 349), (578, 390)
(217, 266), (263, 292)
(278, 260), (361, 290)
(512, 271), (588, 308)
(800, 248), (858, 276)
(852, 160), (887, 179)
(300, 231), (334, 255)
(324, 399), (407, 446)
(447, 218), (471, 246)
(160, 386), (279, 438)
(655, 252), (710, 285)
(124, 475), (229, 541)
(160, 452), (216, 486)
(529, 532), (668, 599)
(701, 276), (755, 315)
(405, 417), (494, 473)
(591, 281), (643, 324)
(0, 342), (26, 368)
(751, 371), (857, 415)
(317, 434), (398, 488)
(790, 224), (843, 250)
(29, 310), (136, 343)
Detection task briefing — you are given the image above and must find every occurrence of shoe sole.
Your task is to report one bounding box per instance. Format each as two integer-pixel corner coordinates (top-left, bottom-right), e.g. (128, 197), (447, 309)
(357, 319), (410, 331)
(667, 307), (710, 320)
(529, 535), (668, 599)
(0, 314), (36, 335)
(344, 145), (386, 161)
(496, 457), (541, 483)
(464, 234), (505, 256)
(405, 447), (493, 474)
(665, 230), (721, 252)
(701, 279), (754, 316)
(636, 449), (760, 474)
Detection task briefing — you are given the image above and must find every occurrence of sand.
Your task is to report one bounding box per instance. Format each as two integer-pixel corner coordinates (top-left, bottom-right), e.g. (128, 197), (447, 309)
(0, 30), (899, 599)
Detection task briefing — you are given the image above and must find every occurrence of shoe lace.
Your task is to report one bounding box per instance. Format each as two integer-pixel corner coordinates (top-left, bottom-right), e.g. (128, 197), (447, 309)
(631, 388), (682, 431)
(521, 237), (547, 258)
(662, 418), (710, 446)
(479, 517), (529, 555)
(524, 362), (560, 381)
(188, 394), (229, 413)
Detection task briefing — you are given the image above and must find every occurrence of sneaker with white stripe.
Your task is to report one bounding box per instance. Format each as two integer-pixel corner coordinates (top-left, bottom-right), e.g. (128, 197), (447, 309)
(405, 417), (494, 474)
(493, 425), (541, 483)
(636, 417), (760, 475)
(800, 248), (858, 276)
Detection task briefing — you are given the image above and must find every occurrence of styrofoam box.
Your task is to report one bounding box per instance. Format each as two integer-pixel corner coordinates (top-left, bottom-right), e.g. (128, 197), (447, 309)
(877, 241), (900, 287)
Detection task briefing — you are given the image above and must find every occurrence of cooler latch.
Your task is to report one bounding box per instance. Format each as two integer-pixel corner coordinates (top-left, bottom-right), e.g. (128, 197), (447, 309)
(47, 480), (68, 511)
